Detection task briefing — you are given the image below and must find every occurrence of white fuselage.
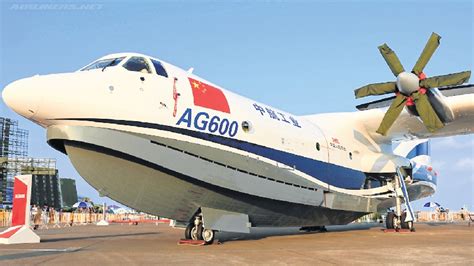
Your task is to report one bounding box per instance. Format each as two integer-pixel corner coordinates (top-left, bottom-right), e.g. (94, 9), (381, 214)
(2, 53), (439, 226)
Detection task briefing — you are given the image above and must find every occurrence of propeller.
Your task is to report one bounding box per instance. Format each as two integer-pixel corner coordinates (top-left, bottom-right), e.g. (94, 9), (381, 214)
(354, 32), (471, 136)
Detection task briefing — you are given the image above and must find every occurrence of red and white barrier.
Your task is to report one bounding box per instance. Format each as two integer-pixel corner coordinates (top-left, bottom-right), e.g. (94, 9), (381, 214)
(0, 175), (40, 244)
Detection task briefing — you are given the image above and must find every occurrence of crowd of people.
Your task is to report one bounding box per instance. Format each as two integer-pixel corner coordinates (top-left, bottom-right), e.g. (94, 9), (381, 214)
(30, 204), (98, 229)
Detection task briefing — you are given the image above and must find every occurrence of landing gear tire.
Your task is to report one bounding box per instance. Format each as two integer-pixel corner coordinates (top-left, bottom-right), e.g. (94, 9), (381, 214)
(401, 212), (415, 231)
(386, 212), (395, 229)
(184, 223), (193, 240)
(202, 229), (215, 244)
(191, 225), (203, 240)
(401, 212), (408, 229)
(186, 212), (216, 243)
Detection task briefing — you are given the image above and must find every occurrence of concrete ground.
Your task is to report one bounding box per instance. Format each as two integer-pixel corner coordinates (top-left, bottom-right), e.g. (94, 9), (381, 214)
(0, 222), (472, 265)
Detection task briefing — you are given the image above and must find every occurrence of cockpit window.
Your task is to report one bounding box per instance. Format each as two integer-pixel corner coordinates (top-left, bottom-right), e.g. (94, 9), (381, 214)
(122, 56), (152, 74)
(151, 59), (168, 78)
(81, 57), (125, 71)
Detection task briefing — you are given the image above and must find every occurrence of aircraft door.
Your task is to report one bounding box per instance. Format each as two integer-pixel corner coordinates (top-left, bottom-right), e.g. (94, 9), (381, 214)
(147, 59), (178, 117)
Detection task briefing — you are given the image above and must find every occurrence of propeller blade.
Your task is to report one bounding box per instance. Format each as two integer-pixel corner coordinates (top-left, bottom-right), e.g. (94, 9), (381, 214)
(378, 44), (405, 77)
(419, 71), (471, 88)
(354, 82), (397, 98)
(376, 94), (407, 135)
(412, 92), (444, 132)
(412, 33), (441, 75)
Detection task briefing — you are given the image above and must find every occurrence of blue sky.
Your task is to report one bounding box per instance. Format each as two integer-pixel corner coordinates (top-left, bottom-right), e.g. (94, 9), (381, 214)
(0, 0), (472, 210)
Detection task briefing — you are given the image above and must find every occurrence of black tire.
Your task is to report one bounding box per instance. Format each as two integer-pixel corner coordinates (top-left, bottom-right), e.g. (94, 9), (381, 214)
(202, 229), (215, 244)
(386, 212), (395, 229)
(401, 212), (409, 229)
(401, 212), (415, 231)
(184, 223), (193, 240)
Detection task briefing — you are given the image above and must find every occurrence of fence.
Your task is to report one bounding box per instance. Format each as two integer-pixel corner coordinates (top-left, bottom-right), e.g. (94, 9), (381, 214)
(0, 210), (164, 228)
(416, 210), (472, 223)
(353, 211), (472, 224)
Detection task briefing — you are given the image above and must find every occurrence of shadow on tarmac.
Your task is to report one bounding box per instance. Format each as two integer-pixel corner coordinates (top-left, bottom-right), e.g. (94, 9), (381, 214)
(217, 222), (384, 243)
(0, 248), (82, 261)
(42, 232), (160, 243)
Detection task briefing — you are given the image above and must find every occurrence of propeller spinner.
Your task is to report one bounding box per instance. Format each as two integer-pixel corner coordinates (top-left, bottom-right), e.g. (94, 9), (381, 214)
(354, 32), (471, 136)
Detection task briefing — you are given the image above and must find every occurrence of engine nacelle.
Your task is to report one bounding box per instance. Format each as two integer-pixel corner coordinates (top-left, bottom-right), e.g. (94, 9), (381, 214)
(407, 88), (455, 124)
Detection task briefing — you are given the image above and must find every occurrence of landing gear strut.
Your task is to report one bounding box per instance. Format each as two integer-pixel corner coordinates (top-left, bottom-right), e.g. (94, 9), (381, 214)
(184, 214), (215, 244)
(386, 167), (416, 232)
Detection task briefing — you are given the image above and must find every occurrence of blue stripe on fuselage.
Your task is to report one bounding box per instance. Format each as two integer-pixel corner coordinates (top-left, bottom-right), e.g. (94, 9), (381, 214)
(55, 118), (368, 189)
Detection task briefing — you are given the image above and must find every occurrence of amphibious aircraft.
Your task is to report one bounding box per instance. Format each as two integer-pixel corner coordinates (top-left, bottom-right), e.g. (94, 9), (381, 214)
(2, 33), (473, 243)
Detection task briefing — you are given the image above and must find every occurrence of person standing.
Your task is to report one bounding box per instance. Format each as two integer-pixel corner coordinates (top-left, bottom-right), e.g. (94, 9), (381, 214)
(49, 208), (55, 224)
(33, 207), (42, 230)
(31, 205), (37, 225)
(460, 207), (468, 221)
(69, 209), (74, 226)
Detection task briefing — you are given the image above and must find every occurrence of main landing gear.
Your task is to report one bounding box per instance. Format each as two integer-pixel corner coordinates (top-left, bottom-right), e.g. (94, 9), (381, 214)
(386, 211), (414, 231)
(184, 214), (216, 244)
(385, 167), (416, 232)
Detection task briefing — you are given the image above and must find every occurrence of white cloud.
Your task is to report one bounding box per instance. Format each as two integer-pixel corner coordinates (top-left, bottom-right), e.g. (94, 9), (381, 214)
(431, 160), (446, 171)
(432, 136), (474, 150)
(455, 158), (474, 171)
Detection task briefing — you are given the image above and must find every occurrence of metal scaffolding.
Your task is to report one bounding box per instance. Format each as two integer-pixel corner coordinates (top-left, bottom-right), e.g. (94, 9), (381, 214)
(1, 117), (59, 206)
(1, 158), (57, 176)
(0, 117), (28, 158)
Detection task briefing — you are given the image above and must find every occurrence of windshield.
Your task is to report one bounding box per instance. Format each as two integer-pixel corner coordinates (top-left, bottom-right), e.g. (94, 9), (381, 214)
(122, 56), (152, 73)
(81, 57), (126, 71)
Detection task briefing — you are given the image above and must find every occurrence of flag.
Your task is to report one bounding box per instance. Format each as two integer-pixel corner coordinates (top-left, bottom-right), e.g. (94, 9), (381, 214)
(188, 77), (230, 113)
(423, 202), (440, 208)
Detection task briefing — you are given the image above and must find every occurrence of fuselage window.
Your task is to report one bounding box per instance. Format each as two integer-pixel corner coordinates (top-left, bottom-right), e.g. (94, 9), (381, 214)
(123, 56), (152, 74)
(151, 59), (168, 78)
(81, 57), (125, 71)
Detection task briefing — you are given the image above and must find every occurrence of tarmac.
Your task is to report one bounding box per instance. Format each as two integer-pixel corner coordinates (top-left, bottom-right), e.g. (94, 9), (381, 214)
(0, 222), (472, 265)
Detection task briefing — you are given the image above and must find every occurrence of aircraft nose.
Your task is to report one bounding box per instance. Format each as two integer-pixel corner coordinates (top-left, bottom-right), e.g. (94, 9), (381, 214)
(2, 77), (40, 119)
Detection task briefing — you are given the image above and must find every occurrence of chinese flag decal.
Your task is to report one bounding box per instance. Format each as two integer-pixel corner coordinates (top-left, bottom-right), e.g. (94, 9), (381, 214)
(188, 77), (230, 113)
